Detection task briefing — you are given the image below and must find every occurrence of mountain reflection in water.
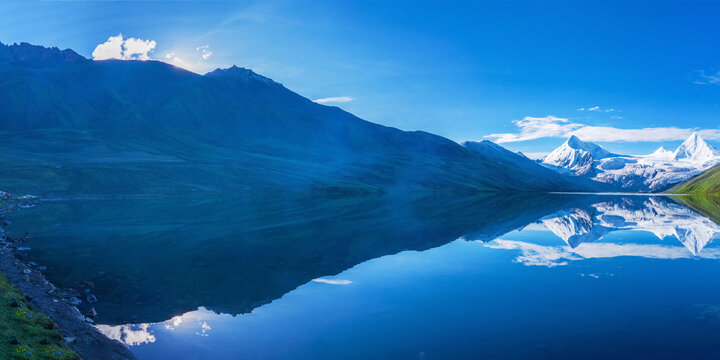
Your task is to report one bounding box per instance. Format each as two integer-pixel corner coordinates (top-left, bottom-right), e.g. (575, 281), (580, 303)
(8, 193), (720, 359)
(479, 196), (720, 267)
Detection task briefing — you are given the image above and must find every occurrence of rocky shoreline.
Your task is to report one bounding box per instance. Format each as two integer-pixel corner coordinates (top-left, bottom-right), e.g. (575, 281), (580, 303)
(0, 219), (136, 360)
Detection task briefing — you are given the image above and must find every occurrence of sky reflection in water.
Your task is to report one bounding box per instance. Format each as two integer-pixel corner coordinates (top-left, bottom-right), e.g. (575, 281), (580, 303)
(86, 195), (720, 360)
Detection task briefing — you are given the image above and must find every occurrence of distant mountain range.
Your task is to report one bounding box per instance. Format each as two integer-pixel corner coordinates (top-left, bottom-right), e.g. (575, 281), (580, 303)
(540, 132), (720, 192)
(0, 41), (607, 195)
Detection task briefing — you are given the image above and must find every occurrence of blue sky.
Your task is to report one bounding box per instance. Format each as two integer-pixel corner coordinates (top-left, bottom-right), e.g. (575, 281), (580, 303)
(2, 0), (720, 157)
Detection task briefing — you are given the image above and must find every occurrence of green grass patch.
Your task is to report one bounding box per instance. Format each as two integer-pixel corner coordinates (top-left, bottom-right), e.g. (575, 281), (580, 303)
(0, 273), (78, 360)
(669, 164), (720, 194)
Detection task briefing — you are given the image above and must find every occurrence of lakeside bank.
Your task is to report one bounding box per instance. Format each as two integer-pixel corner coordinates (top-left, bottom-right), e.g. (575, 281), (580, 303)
(0, 199), (135, 360)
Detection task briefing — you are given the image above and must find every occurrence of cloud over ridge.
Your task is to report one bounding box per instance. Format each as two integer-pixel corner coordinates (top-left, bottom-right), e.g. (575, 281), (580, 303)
(485, 115), (720, 143)
(92, 34), (156, 61)
(314, 97), (354, 104)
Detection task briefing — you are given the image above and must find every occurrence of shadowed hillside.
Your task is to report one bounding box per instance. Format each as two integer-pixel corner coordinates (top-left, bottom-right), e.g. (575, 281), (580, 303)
(0, 42), (608, 196)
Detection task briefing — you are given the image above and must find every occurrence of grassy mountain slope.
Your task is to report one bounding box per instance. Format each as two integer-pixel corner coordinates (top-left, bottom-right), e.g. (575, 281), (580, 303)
(668, 164), (720, 194)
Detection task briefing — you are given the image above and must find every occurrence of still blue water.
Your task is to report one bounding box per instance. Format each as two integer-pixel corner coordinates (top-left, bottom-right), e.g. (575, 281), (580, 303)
(8, 194), (720, 359)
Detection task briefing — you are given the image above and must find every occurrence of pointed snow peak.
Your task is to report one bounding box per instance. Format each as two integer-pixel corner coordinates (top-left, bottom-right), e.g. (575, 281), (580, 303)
(542, 135), (616, 175)
(566, 135), (582, 146)
(649, 146), (673, 159)
(561, 135), (612, 158)
(673, 132), (719, 162)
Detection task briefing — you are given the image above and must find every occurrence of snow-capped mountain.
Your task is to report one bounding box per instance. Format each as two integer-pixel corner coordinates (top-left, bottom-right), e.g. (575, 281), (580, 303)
(672, 132), (720, 162)
(649, 146), (674, 160)
(460, 140), (612, 191)
(538, 197), (720, 255)
(541, 132), (720, 191)
(543, 135), (614, 175)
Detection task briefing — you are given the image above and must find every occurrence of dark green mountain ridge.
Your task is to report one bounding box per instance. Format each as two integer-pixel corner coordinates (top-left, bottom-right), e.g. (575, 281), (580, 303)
(0, 42), (609, 195)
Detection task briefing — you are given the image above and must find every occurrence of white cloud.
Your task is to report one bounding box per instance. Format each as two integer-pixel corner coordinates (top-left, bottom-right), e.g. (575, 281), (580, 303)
(571, 126), (720, 142)
(92, 35), (124, 60)
(92, 34), (156, 61)
(196, 321), (211, 337)
(313, 97), (354, 104)
(484, 115), (720, 143)
(196, 45), (212, 60)
(92, 35), (215, 73)
(312, 278), (352, 285)
(694, 69), (720, 85)
(484, 116), (582, 143)
(578, 106), (617, 112)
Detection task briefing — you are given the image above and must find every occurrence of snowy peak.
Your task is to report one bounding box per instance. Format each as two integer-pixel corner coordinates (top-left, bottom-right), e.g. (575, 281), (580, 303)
(535, 132), (720, 191)
(564, 135), (612, 158)
(542, 136), (613, 175)
(649, 146), (674, 159)
(673, 132), (720, 163)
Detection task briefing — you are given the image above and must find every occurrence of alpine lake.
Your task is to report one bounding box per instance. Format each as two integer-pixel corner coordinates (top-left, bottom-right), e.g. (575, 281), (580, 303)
(6, 191), (720, 360)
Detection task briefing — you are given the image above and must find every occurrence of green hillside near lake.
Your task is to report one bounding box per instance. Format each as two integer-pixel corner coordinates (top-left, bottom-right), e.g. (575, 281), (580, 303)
(671, 195), (720, 225)
(668, 164), (720, 194)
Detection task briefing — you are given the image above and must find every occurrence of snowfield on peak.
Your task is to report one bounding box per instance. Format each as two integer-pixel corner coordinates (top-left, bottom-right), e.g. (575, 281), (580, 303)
(543, 135), (615, 175)
(672, 132), (720, 162)
(541, 132), (720, 191)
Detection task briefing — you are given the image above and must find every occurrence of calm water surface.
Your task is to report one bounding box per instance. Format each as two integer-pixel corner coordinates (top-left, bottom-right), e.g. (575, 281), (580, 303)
(7, 193), (720, 359)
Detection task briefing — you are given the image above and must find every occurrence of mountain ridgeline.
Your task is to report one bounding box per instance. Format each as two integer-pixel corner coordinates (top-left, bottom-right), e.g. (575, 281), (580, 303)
(540, 132), (720, 192)
(0, 42), (606, 195)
